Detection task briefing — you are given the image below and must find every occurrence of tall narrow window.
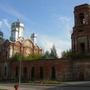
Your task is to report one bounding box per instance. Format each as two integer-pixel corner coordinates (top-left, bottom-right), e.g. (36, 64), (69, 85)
(23, 67), (27, 78)
(80, 43), (85, 53)
(15, 66), (19, 79)
(51, 66), (56, 80)
(31, 67), (35, 81)
(4, 66), (7, 77)
(40, 67), (44, 80)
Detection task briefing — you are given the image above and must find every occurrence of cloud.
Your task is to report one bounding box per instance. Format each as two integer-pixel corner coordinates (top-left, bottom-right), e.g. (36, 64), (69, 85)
(58, 16), (73, 29)
(0, 19), (10, 30)
(38, 35), (71, 57)
(0, 21), (2, 28)
(0, 19), (11, 39)
(36, 16), (73, 57)
(57, 16), (73, 38)
(3, 19), (10, 29)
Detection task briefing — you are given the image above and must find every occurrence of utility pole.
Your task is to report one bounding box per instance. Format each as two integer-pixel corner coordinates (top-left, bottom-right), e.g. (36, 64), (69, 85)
(18, 46), (22, 90)
(19, 58), (21, 89)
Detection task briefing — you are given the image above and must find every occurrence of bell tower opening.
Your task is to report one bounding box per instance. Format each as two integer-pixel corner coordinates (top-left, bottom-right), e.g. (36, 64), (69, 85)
(79, 13), (85, 24)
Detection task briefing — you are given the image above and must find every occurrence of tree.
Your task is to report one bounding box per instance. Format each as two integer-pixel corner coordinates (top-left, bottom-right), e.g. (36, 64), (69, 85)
(50, 45), (58, 59)
(61, 49), (72, 58)
(10, 53), (24, 61)
(42, 50), (51, 59)
(61, 49), (90, 59)
(42, 45), (58, 59)
(25, 54), (42, 60)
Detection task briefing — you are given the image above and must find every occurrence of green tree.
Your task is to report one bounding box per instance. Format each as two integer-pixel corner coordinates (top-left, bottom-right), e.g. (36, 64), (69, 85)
(42, 50), (51, 59)
(61, 49), (72, 58)
(42, 45), (58, 59)
(50, 45), (58, 59)
(10, 53), (24, 61)
(25, 54), (42, 60)
(61, 49), (89, 59)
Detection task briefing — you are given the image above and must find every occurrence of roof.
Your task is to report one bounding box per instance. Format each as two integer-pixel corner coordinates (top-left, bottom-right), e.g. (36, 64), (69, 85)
(74, 3), (90, 11)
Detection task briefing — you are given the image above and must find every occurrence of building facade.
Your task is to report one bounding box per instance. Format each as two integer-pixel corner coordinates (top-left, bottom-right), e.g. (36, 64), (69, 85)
(71, 4), (90, 53)
(71, 4), (90, 81)
(0, 4), (90, 82)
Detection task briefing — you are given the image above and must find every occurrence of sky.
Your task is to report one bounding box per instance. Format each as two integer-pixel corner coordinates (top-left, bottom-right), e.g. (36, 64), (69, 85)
(0, 0), (90, 57)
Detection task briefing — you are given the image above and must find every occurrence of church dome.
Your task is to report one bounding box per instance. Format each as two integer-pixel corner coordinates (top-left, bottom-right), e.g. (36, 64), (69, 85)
(11, 19), (24, 42)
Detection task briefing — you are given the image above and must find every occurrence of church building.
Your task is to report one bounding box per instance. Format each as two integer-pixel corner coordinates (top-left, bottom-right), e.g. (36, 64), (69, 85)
(0, 20), (42, 61)
(71, 4), (90, 53)
(0, 4), (90, 82)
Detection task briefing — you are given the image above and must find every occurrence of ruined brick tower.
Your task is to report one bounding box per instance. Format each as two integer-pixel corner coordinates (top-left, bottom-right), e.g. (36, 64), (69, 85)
(71, 4), (90, 53)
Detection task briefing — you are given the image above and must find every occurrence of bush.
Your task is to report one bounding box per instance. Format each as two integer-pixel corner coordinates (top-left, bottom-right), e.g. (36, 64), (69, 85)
(10, 53), (42, 61)
(62, 50), (90, 59)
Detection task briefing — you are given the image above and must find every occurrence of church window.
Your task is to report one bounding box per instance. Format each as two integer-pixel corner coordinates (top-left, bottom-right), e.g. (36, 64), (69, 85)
(78, 29), (83, 32)
(79, 13), (86, 24)
(80, 43), (85, 53)
(15, 66), (19, 79)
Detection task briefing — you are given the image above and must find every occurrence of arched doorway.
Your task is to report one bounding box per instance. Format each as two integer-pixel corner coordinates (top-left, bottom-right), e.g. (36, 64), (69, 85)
(51, 66), (56, 80)
(40, 67), (44, 80)
(79, 71), (84, 81)
(23, 67), (27, 81)
(31, 67), (35, 81)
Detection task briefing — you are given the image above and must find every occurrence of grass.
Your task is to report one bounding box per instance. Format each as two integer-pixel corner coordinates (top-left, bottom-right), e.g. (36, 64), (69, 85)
(29, 80), (62, 84)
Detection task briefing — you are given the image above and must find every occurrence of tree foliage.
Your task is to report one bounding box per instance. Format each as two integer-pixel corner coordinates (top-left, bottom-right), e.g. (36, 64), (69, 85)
(42, 45), (58, 59)
(61, 49), (72, 58)
(50, 45), (58, 59)
(61, 49), (90, 59)
(10, 53), (42, 61)
(10, 45), (58, 60)
(25, 54), (42, 60)
(10, 53), (24, 61)
(42, 51), (50, 59)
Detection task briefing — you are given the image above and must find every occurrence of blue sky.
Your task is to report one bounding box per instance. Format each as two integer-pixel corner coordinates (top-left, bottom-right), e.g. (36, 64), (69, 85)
(0, 0), (90, 57)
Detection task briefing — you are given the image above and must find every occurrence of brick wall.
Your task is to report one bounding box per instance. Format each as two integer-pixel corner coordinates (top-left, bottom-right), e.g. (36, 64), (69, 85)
(8, 59), (71, 81)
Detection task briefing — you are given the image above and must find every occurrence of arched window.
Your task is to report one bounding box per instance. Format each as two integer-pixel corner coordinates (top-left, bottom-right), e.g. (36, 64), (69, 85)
(31, 67), (35, 81)
(40, 67), (44, 79)
(51, 66), (56, 80)
(79, 13), (85, 24)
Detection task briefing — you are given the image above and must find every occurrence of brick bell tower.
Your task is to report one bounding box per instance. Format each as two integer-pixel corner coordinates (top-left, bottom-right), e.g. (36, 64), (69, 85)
(71, 4), (90, 53)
